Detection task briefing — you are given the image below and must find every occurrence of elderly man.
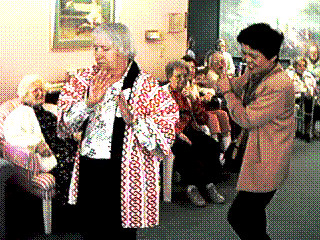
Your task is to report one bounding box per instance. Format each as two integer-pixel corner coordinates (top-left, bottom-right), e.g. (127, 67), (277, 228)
(164, 60), (225, 207)
(217, 23), (295, 239)
(56, 23), (178, 238)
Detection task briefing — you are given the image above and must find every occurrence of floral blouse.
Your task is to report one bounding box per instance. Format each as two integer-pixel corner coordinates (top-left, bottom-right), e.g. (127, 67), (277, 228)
(63, 63), (157, 159)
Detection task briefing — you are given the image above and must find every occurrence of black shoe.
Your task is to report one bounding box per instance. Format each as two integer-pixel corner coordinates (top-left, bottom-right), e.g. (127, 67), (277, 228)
(186, 185), (206, 207)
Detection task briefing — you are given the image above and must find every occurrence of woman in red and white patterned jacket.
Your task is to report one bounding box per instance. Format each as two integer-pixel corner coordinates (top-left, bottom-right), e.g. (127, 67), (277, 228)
(55, 23), (179, 239)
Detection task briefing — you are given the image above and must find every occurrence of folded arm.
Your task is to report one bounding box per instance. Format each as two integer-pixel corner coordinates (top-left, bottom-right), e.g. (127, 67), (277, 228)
(224, 87), (286, 129)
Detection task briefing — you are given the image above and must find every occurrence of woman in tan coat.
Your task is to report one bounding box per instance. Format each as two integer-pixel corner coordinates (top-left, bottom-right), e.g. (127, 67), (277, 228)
(217, 23), (295, 239)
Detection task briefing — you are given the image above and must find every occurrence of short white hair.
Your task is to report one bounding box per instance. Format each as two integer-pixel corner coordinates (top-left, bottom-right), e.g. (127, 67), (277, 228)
(92, 23), (137, 59)
(17, 74), (44, 98)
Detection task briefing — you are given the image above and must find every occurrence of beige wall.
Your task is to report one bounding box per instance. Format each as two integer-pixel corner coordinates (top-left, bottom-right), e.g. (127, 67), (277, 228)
(0, 0), (188, 103)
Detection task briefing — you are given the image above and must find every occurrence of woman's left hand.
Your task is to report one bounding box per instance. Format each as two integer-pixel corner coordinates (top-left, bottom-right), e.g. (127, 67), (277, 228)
(117, 92), (135, 126)
(217, 61), (231, 92)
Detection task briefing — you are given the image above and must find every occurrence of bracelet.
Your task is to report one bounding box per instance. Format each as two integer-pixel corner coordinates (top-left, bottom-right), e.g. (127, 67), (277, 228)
(221, 89), (233, 95)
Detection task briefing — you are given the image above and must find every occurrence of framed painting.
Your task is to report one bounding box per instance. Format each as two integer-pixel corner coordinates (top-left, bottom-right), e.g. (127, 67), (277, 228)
(52, 0), (115, 49)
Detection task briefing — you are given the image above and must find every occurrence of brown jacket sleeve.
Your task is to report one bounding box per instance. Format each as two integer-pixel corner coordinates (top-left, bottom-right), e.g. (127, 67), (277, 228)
(229, 70), (250, 99)
(225, 65), (292, 129)
(225, 87), (286, 129)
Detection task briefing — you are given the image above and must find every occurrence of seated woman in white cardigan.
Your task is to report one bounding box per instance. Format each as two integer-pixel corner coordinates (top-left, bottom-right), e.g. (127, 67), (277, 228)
(4, 74), (77, 205)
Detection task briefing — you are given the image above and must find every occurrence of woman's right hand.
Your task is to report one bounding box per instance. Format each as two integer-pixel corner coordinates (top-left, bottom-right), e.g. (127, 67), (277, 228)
(86, 70), (113, 108)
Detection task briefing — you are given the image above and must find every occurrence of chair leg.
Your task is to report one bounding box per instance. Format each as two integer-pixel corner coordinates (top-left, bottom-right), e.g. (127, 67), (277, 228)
(163, 154), (174, 202)
(42, 199), (52, 234)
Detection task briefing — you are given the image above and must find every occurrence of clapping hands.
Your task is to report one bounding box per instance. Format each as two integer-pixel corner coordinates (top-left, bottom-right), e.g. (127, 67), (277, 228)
(116, 92), (135, 126)
(200, 92), (214, 102)
(86, 70), (114, 108)
(181, 86), (192, 97)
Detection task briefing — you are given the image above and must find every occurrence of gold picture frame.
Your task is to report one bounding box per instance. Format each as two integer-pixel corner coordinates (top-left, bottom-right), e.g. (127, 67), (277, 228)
(52, 0), (115, 50)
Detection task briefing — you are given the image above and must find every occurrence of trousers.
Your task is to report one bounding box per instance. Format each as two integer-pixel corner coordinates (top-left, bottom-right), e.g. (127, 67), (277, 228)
(227, 190), (277, 239)
(53, 156), (137, 239)
(172, 127), (222, 194)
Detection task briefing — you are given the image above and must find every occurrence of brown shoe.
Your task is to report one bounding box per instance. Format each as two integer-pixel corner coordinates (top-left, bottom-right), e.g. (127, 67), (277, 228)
(187, 185), (206, 207)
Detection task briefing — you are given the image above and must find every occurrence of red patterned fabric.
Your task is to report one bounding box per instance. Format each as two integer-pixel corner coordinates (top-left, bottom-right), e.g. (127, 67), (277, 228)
(170, 89), (208, 133)
(57, 62), (179, 228)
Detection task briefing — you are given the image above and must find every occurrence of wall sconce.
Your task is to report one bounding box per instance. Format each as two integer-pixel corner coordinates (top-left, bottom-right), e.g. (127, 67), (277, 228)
(145, 30), (162, 42)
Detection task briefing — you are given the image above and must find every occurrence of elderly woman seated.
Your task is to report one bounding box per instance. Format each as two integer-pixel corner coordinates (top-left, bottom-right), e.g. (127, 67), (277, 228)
(215, 38), (235, 79)
(286, 57), (320, 138)
(4, 75), (78, 205)
(305, 42), (320, 80)
(183, 52), (233, 165)
(164, 60), (225, 207)
(286, 57), (318, 99)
